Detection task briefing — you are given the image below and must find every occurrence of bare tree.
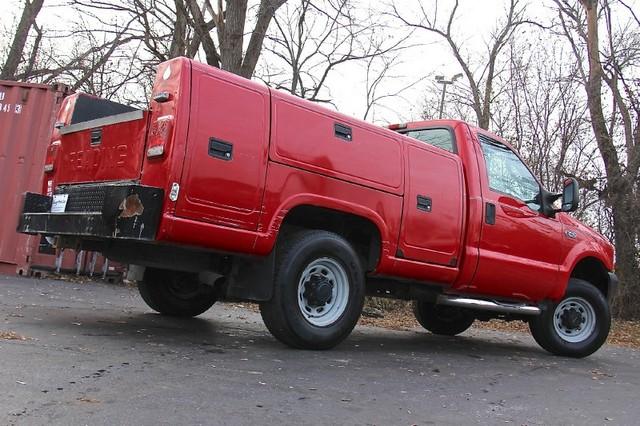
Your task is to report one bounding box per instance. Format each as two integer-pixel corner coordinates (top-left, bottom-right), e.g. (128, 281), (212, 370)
(420, 78), (476, 124)
(392, 0), (536, 130)
(72, 0), (286, 79)
(0, 1), (147, 104)
(1, 0), (45, 80)
(361, 53), (426, 122)
(553, 0), (640, 318)
(502, 38), (601, 193)
(261, 0), (408, 103)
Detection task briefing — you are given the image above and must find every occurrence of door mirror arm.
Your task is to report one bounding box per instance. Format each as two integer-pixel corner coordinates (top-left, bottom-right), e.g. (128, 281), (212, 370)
(539, 189), (561, 218)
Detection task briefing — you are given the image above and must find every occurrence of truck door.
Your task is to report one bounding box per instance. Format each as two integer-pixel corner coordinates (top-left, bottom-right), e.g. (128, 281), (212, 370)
(175, 67), (270, 230)
(471, 134), (562, 300)
(397, 129), (465, 267)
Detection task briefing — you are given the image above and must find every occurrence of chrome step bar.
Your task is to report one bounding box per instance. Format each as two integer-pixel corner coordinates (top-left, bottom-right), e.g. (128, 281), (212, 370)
(437, 294), (541, 316)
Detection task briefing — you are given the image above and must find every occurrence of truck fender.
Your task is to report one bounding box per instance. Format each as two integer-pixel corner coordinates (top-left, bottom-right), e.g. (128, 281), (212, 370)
(257, 193), (392, 258)
(556, 242), (613, 301)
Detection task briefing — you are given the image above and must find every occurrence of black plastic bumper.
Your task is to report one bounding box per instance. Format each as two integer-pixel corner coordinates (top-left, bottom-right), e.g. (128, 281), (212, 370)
(607, 272), (619, 304)
(18, 183), (163, 241)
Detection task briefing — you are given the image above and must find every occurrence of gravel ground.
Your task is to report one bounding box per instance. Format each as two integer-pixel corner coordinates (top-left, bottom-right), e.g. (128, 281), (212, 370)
(1, 275), (639, 425)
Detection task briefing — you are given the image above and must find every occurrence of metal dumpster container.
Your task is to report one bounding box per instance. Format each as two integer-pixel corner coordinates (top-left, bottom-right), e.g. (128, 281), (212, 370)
(0, 80), (119, 278)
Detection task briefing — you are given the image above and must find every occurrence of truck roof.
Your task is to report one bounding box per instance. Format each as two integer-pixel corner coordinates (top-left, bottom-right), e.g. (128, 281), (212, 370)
(389, 119), (517, 152)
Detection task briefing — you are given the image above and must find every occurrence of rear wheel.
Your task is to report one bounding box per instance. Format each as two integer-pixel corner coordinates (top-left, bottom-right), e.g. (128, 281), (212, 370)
(138, 268), (217, 317)
(529, 278), (610, 358)
(413, 301), (475, 336)
(260, 230), (365, 350)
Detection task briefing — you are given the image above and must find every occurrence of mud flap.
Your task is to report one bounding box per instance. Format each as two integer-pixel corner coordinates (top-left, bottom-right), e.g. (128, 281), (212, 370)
(225, 250), (276, 302)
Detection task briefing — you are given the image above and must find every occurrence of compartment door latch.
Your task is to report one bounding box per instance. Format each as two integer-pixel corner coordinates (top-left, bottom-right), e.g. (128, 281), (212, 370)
(208, 138), (233, 160)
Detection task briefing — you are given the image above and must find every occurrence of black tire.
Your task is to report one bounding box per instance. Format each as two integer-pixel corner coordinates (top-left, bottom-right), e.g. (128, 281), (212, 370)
(259, 230), (365, 350)
(413, 301), (475, 336)
(529, 278), (610, 358)
(138, 268), (217, 317)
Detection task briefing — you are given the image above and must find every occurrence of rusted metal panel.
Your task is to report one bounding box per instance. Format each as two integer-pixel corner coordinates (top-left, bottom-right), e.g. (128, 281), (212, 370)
(0, 81), (68, 274)
(0, 81), (124, 278)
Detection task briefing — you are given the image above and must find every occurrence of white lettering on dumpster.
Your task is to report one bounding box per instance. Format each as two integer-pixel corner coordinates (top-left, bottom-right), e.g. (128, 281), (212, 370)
(0, 99), (23, 114)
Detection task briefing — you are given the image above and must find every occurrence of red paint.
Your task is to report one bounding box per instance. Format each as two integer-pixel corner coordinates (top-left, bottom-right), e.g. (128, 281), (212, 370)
(397, 141), (465, 266)
(175, 61), (271, 230)
(50, 94), (149, 185)
(270, 90), (403, 195)
(37, 59), (616, 303)
(141, 58), (192, 217)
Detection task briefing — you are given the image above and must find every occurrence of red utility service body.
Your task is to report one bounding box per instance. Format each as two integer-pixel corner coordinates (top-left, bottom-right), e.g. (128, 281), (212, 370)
(29, 57), (614, 304)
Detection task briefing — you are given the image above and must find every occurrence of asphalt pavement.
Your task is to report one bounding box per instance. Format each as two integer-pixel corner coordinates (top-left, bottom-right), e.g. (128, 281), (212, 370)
(0, 274), (638, 425)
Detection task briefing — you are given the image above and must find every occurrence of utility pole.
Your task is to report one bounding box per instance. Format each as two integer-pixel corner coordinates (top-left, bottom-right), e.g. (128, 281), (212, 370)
(435, 73), (463, 119)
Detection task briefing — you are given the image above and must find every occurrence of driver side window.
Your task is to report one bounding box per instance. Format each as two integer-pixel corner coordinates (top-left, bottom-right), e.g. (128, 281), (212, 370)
(479, 135), (541, 210)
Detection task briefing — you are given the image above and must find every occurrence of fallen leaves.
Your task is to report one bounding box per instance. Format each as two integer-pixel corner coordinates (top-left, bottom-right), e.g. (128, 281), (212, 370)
(476, 319), (640, 349)
(358, 300), (418, 330)
(0, 331), (28, 341)
(77, 397), (100, 404)
(356, 298), (640, 349)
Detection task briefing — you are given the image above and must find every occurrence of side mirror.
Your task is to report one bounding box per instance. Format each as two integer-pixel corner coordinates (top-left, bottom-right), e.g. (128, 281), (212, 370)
(561, 177), (579, 212)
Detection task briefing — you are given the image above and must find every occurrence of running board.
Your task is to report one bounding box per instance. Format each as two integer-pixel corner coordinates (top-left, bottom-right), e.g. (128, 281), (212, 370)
(437, 295), (541, 316)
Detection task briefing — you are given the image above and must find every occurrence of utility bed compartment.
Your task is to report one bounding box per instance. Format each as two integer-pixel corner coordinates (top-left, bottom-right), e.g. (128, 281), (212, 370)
(270, 91), (404, 195)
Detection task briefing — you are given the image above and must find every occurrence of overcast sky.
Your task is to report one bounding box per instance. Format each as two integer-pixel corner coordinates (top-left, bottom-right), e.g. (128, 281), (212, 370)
(1, 0), (635, 125)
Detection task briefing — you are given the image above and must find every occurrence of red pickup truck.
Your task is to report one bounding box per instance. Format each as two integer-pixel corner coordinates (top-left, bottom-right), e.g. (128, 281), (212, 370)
(18, 57), (617, 357)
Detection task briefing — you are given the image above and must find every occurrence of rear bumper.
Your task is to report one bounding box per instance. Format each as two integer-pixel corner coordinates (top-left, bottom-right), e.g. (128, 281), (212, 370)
(18, 183), (164, 241)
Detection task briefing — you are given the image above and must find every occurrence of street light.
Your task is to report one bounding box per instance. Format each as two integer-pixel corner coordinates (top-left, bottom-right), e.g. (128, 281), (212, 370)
(436, 73), (463, 119)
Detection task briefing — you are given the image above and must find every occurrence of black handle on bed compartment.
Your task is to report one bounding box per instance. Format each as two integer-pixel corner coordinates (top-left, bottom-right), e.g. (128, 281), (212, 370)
(208, 138), (233, 160)
(417, 195), (432, 212)
(90, 128), (102, 146)
(334, 123), (352, 141)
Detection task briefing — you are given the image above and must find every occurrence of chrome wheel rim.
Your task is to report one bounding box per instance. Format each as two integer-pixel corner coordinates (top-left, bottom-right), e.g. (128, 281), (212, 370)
(553, 297), (596, 343)
(297, 257), (350, 327)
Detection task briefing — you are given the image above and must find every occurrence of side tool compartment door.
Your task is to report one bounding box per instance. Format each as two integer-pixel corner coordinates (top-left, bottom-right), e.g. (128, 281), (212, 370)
(175, 68), (270, 230)
(398, 141), (465, 266)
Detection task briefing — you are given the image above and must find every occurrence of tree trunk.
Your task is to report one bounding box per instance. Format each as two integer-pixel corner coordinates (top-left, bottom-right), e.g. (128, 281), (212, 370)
(611, 191), (640, 318)
(579, 0), (640, 318)
(1, 0), (45, 80)
(217, 0), (248, 74)
(169, 0), (188, 58)
(240, 0), (287, 78)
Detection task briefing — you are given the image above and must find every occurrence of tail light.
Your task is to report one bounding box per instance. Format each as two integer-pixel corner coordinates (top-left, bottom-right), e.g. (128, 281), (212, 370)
(44, 140), (61, 173)
(147, 115), (174, 158)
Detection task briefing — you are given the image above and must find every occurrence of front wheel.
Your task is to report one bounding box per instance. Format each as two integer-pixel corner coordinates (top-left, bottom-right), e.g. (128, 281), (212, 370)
(529, 278), (610, 358)
(413, 301), (475, 336)
(260, 230), (365, 350)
